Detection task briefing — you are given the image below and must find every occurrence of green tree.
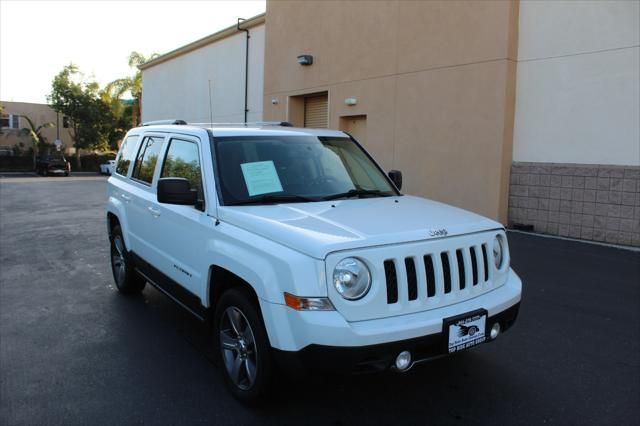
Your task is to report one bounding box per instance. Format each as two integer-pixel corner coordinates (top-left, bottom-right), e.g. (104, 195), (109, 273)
(48, 64), (114, 168)
(101, 78), (134, 149)
(100, 52), (157, 147)
(17, 115), (55, 169)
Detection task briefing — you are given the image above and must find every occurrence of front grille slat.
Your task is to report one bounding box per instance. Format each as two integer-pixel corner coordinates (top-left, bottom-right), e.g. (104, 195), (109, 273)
(423, 255), (436, 298)
(405, 258), (418, 301)
(481, 244), (489, 282)
(470, 246), (479, 286)
(384, 260), (398, 304)
(455, 249), (466, 290)
(441, 252), (452, 294)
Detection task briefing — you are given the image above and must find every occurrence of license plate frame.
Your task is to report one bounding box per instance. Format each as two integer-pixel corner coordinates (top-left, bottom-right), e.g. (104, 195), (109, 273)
(443, 309), (488, 354)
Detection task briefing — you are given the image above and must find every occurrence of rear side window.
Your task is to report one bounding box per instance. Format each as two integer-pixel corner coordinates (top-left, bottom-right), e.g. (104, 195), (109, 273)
(132, 136), (165, 185)
(115, 135), (139, 176)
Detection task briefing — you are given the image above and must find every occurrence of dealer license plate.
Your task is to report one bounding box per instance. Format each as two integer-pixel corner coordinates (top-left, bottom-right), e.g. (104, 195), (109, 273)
(444, 310), (487, 354)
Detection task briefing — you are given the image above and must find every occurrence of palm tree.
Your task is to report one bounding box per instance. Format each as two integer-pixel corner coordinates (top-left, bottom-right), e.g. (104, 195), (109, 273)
(127, 51), (159, 126)
(103, 52), (159, 128)
(101, 79), (134, 150)
(18, 115), (55, 169)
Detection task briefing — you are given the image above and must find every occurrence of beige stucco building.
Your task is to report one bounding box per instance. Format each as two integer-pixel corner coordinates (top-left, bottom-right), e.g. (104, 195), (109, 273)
(263, 0), (519, 225)
(139, 0), (639, 246)
(1, 101), (74, 155)
(262, 0), (639, 246)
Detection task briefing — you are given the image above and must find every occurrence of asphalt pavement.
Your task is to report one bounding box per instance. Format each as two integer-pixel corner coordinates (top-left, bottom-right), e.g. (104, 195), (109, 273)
(1, 176), (638, 425)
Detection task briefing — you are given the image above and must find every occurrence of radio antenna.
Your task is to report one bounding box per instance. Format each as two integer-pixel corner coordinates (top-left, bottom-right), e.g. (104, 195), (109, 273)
(208, 79), (214, 127)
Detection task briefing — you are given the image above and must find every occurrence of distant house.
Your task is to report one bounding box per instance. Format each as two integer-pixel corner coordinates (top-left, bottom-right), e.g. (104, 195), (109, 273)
(0, 101), (74, 155)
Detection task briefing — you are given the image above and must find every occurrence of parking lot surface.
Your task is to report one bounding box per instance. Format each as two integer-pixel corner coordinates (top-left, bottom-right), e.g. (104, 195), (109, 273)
(1, 176), (639, 425)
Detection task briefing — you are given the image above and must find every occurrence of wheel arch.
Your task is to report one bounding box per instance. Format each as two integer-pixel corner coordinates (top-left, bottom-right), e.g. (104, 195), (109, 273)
(208, 265), (261, 310)
(208, 265), (277, 347)
(106, 212), (119, 237)
(105, 198), (131, 249)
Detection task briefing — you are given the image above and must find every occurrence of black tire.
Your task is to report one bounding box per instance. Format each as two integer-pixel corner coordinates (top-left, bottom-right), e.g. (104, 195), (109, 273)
(110, 224), (146, 294)
(214, 288), (274, 403)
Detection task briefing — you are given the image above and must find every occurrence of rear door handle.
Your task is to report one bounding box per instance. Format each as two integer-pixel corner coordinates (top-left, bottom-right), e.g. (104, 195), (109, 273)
(148, 206), (161, 217)
(120, 193), (132, 202)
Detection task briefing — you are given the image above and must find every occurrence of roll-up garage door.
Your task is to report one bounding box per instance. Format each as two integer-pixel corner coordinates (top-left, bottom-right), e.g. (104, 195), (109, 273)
(304, 94), (328, 128)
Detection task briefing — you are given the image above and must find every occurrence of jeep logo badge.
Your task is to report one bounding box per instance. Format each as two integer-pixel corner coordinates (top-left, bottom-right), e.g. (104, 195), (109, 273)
(429, 229), (448, 237)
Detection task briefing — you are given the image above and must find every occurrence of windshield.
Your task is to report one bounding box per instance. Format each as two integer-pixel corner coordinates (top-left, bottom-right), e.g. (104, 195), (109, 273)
(213, 136), (397, 205)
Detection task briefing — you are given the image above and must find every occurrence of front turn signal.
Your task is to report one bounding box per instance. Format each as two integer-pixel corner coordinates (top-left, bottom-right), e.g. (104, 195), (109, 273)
(284, 293), (335, 311)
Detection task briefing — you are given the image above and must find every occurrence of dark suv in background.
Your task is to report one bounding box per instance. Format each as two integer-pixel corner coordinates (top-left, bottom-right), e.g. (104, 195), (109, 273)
(36, 154), (71, 176)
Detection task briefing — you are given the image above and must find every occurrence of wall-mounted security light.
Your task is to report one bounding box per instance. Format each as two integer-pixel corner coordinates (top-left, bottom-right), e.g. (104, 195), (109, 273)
(344, 98), (358, 106)
(297, 54), (313, 66)
(271, 98), (279, 105)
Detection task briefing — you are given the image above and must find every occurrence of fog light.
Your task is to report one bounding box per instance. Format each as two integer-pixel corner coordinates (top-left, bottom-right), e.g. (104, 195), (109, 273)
(490, 323), (501, 340)
(395, 351), (412, 371)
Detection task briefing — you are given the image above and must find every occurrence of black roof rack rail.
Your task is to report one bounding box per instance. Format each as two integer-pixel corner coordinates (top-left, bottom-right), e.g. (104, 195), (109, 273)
(142, 119), (187, 126)
(187, 121), (293, 127)
(140, 120), (294, 128)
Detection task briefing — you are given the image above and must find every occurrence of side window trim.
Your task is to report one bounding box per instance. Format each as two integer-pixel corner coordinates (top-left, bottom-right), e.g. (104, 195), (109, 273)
(130, 133), (166, 187)
(160, 135), (206, 210)
(115, 134), (141, 178)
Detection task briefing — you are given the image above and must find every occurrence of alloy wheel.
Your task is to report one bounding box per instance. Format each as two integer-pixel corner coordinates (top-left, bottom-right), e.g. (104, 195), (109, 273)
(111, 236), (127, 286)
(219, 306), (258, 390)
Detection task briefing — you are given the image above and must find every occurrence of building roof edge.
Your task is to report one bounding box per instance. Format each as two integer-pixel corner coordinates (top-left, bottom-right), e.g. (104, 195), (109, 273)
(139, 13), (265, 71)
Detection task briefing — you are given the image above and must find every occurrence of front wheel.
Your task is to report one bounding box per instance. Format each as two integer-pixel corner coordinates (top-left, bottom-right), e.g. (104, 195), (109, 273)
(214, 288), (273, 402)
(110, 224), (146, 294)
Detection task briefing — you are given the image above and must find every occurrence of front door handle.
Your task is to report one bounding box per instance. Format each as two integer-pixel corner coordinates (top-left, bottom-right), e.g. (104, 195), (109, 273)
(120, 193), (132, 202)
(148, 206), (161, 217)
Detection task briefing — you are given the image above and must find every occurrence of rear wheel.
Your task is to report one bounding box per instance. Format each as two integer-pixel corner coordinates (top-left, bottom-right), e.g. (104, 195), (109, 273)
(110, 224), (146, 294)
(214, 288), (273, 402)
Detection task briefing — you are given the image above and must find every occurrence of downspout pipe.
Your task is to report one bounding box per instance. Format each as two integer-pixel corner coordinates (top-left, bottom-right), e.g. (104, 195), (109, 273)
(237, 18), (250, 123)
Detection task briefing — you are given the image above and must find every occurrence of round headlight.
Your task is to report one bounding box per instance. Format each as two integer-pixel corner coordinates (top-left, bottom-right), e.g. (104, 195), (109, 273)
(493, 235), (504, 269)
(333, 257), (371, 300)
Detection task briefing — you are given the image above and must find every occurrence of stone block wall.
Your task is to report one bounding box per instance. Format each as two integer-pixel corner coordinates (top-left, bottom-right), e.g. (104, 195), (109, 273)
(508, 162), (640, 247)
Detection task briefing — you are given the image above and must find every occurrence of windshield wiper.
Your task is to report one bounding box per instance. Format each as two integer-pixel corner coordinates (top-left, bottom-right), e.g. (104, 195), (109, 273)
(226, 194), (317, 206)
(321, 188), (393, 201)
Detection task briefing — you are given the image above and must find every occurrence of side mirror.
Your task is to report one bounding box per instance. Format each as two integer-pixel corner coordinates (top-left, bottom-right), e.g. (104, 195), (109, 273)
(388, 170), (403, 190)
(157, 178), (198, 205)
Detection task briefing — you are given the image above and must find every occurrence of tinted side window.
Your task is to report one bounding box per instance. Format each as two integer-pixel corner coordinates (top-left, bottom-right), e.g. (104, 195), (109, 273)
(132, 136), (164, 184)
(115, 135), (139, 176)
(161, 139), (202, 192)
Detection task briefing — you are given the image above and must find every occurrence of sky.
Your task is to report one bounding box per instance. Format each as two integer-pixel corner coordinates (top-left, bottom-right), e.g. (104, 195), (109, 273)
(0, 0), (266, 104)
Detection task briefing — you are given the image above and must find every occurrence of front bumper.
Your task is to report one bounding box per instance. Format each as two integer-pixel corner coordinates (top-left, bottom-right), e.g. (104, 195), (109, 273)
(273, 302), (519, 374)
(260, 268), (521, 352)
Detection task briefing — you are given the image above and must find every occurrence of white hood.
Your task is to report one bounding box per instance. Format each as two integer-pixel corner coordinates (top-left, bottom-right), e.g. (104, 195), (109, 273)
(218, 195), (501, 259)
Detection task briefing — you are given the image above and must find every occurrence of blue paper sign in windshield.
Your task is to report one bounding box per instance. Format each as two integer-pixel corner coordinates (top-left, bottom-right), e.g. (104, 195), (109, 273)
(240, 161), (284, 196)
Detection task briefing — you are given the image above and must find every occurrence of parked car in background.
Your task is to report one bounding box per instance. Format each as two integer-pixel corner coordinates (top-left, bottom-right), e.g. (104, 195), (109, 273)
(36, 154), (70, 176)
(100, 160), (116, 175)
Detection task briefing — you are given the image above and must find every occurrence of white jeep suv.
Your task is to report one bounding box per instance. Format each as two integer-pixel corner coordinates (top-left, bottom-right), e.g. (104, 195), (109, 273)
(106, 121), (522, 401)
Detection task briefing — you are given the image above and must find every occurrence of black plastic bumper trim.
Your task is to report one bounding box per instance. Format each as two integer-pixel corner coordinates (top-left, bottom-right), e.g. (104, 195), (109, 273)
(273, 302), (520, 375)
